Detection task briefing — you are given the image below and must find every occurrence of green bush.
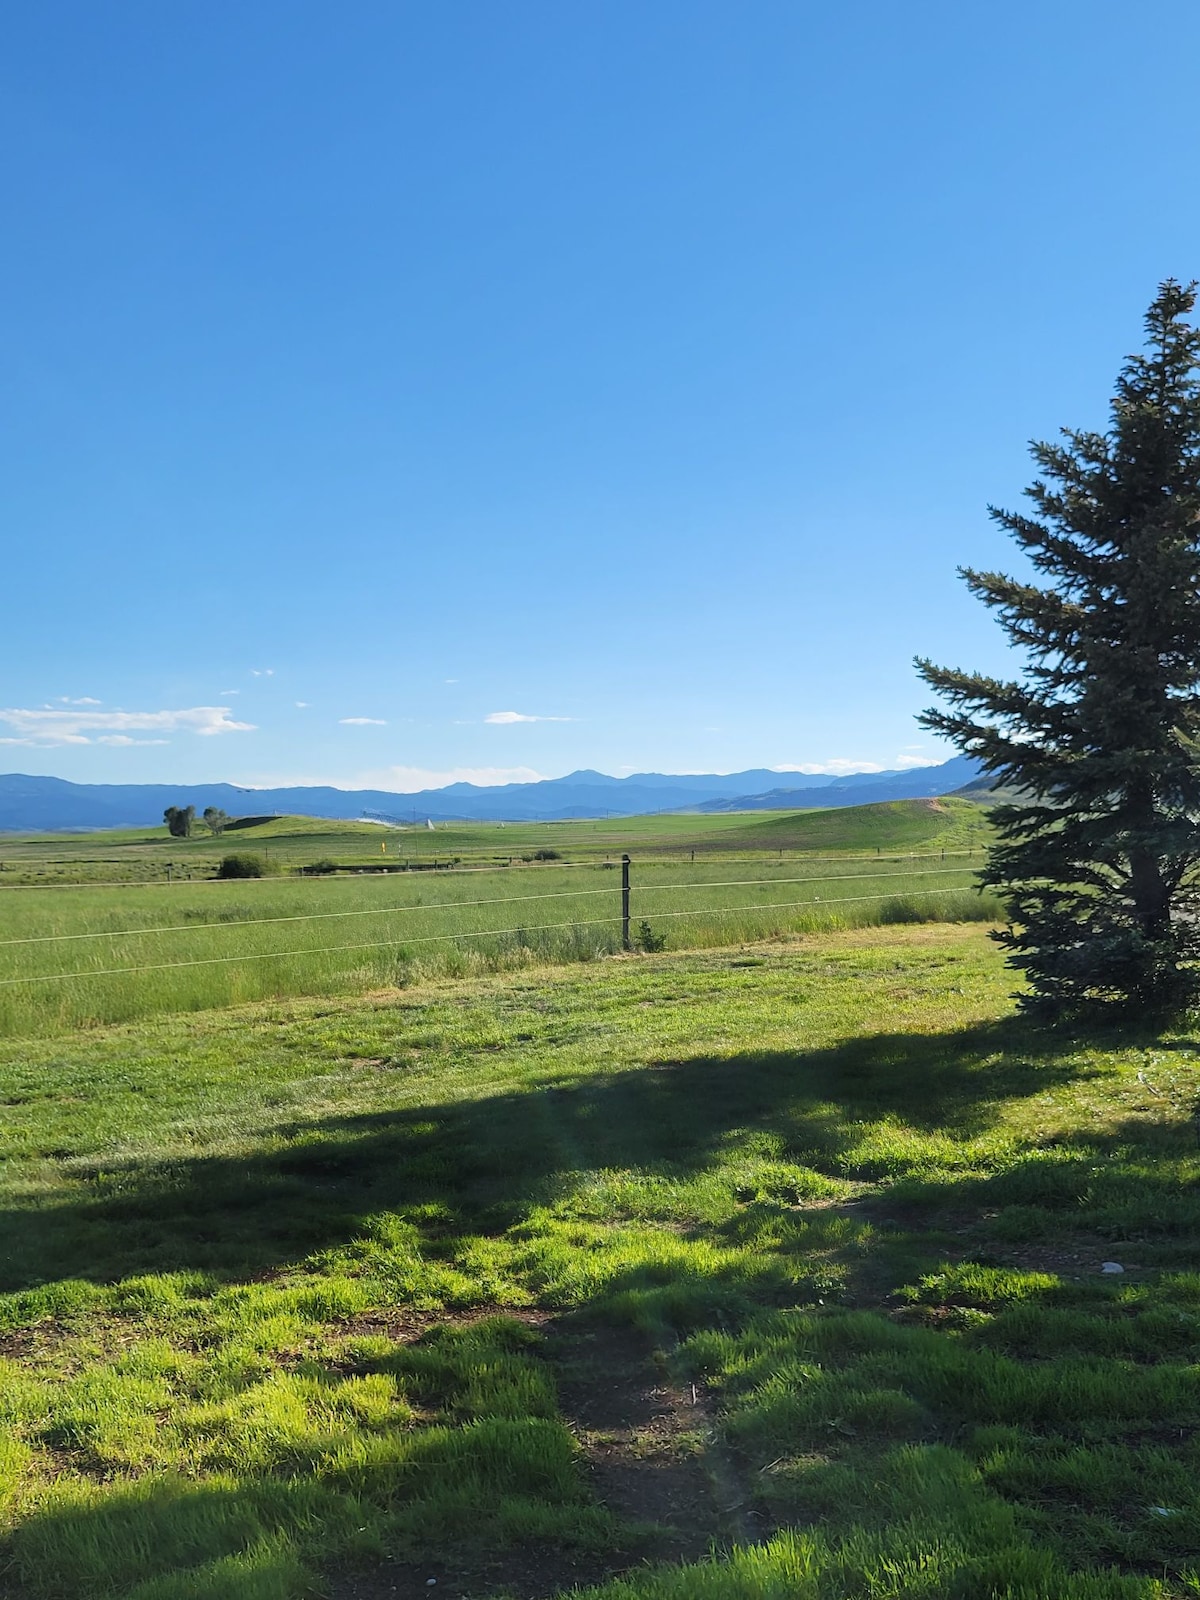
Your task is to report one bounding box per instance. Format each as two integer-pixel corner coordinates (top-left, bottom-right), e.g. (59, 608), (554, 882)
(216, 854), (265, 880)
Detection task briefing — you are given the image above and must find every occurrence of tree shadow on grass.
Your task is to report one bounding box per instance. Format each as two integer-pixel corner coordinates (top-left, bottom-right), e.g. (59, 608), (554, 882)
(0, 1015), (1102, 1295)
(4, 1016), (1196, 1600)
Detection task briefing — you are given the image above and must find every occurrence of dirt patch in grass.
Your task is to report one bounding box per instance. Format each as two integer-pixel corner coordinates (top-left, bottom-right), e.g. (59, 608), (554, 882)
(551, 1317), (727, 1557)
(0, 1321), (71, 1363)
(323, 1310), (742, 1600)
(988, 1236), (1147, 1278)
(335, 1303), (553, 1346)
(0, 1316), (135, 1374)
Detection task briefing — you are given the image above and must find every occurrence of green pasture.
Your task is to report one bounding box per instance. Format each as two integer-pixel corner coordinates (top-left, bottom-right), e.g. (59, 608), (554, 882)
(0, 924), (1198, 1598)
(0, 850), (992, 1038)
(0, 799), (994, 1036)
(0, 797), (990, 885)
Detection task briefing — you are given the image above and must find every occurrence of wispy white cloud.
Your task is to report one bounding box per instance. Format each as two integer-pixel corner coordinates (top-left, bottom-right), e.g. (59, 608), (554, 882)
(771, 753), (945, 777)
(0, 736), (89, 747)
(485, 710), (572, 725)
(97, 736), (171, 747)
(57, 696), (102, 706)
(339, 716), (387, 726)
(772, 760), (886, 777)
(250, 668), (275, 677)
(0, 705), (256, 748)
(295, 701), (310, 709)
(220, 689), (240, 696)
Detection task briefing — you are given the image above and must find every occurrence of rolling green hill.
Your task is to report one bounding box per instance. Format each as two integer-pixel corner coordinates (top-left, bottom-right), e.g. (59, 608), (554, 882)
(0, 797), (991, 886)
(709, 796), (990, 853)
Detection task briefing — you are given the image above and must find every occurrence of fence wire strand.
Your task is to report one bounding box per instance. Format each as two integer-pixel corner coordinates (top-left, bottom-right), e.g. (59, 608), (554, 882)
(0, 867), (979, 948)
(0, 884), (984, 986)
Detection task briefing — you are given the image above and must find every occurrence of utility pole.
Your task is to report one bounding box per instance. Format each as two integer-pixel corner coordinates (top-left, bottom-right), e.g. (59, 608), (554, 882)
(621, 855), (631, 951)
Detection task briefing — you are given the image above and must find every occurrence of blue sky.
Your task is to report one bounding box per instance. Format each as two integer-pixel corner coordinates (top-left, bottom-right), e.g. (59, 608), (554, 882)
(4, 2), (1200, 791)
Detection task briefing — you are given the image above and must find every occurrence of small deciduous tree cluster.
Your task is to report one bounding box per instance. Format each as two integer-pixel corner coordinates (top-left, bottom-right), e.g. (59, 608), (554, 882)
(163, 805), (195, 838)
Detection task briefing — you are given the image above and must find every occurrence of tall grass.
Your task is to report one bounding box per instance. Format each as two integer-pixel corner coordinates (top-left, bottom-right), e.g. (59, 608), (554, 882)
(0, 861), (996, 1036)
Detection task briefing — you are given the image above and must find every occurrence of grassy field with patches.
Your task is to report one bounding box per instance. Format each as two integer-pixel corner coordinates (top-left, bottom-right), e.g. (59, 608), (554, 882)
(0, 797), (991, 884)
(0, 802), (993, 1037)
(1, 922), (1198, 1598)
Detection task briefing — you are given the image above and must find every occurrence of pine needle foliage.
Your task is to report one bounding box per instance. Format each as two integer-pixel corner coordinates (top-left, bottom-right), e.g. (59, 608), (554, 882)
(918, 281), (1200, 1020)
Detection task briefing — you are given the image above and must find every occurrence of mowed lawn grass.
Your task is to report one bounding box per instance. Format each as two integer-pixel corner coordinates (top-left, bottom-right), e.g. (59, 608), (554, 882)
(1, 923), (1199, 1598)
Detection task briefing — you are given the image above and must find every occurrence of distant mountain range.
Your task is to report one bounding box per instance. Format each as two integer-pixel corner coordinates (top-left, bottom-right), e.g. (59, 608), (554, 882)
(0, 757), (983, 832)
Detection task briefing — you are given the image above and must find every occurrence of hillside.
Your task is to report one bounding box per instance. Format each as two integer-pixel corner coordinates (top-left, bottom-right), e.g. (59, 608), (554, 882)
(951, 775), (1029, 807)
(700, 796), (990, 853)
(0, 798), (993, 888)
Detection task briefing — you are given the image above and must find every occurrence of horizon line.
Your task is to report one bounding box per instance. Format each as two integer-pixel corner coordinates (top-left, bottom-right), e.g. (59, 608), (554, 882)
(0, 756), (959, 796)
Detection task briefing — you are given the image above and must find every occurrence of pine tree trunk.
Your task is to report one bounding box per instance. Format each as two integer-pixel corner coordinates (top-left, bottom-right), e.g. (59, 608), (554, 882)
(1128, 846), (1170, 938)
(1127, 774), (1171, 939)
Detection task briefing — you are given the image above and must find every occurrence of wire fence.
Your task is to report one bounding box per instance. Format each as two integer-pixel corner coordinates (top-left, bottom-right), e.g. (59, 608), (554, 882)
(0, 866), (982, 949)
(0, 858), (990, 991)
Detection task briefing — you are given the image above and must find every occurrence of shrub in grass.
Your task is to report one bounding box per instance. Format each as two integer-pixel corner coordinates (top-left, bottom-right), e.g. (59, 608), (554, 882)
(216, 854), (266, 879)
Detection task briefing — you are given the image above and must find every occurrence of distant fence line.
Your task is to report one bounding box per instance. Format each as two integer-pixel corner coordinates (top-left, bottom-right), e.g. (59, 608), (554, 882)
(0, 846), (985, 894)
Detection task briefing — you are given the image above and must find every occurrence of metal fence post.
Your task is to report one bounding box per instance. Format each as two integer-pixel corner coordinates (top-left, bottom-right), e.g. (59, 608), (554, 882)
(621, 854), (631, 950)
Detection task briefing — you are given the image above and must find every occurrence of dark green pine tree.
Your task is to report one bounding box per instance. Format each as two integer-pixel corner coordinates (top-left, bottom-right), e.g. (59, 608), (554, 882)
(917, 281), (1200, 1020)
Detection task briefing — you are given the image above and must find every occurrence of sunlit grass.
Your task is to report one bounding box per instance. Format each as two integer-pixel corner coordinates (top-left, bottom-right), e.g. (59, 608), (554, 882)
(0, 924), (1196, 1596)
